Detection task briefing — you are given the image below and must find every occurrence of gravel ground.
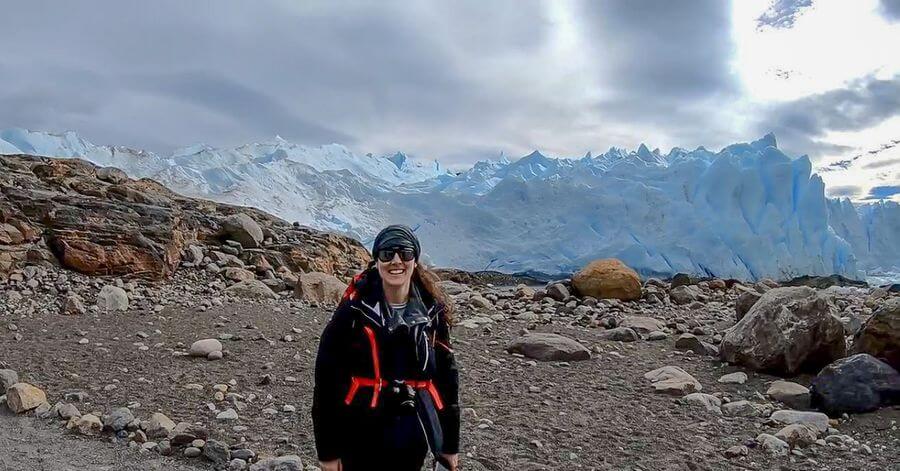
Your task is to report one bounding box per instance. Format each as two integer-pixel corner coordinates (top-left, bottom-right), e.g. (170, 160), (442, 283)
(0, 407), (201, 471)
(2, 290), (899, 470)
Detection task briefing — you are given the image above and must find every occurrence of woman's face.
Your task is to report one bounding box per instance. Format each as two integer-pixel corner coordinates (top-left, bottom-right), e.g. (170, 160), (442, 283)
(376, 249), (417, 288)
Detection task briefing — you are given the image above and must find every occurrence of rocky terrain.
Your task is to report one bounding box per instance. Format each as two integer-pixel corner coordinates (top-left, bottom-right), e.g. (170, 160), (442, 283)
(1, 155), (899, 471)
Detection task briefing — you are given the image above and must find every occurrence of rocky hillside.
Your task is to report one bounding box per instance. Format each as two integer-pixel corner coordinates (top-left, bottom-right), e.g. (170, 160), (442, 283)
(0, 154), (369, 283)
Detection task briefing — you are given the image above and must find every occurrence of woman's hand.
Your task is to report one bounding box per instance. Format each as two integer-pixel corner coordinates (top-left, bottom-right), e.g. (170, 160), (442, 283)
(319, 459), (342, 471)
(440, 453), (459, 470)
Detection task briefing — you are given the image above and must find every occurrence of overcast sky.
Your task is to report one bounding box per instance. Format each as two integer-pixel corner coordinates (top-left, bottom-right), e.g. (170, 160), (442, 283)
(1, 0), (899, 200)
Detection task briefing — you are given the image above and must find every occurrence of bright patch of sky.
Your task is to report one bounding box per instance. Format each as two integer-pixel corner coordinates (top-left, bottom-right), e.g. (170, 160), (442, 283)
(732, 0), (900, 202)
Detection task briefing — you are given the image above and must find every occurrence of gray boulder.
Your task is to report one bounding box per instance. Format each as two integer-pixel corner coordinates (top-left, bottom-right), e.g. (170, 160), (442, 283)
(720, 287), (846, 374)
(506, 333), (591, 361)
(809, 353), (900, 415)
(221, 214), (263, 248)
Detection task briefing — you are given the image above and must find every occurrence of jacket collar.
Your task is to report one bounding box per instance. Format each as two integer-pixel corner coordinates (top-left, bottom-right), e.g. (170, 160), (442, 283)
(351, 274), (434, 331)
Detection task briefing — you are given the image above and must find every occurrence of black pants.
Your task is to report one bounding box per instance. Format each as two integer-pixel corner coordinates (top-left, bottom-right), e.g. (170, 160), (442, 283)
(342, 413), (430, 471)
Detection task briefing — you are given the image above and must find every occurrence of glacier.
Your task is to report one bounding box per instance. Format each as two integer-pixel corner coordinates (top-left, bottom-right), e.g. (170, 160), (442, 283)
(2, 127), (898, 283)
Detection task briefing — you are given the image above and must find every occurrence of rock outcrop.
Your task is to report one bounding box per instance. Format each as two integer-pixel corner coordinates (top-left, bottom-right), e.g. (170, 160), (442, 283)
(0, 154), (369, 280)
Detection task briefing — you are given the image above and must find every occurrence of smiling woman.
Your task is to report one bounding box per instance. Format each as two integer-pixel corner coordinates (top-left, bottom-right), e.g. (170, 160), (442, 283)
(312, 224), (460, 471)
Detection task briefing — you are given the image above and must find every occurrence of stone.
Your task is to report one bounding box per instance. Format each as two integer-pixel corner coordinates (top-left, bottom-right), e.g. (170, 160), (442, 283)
(144, 412), (176, 438)
(809, 353), (900, 414)
(184, 447), (202, 458)
(682, 393), (722, 414)
(644, 366), (702, 395)
(670, 285), (704, 305)
(646, 331), (668, 341)
(103, 407), (134, 432)
(769, 410), (829, 433)
(64, 293), (87, 315)
(756, 433), (789, 456)
(293, 271), (347, 306)
(66, 413), (103, 435)
(621, 316), (665, 334)
(223, 267), (256, 282)
(571, 258), (642, 301)
(96, 166), (129, 184)
(674, 334), (718, 356)
(669, 273), (696, 289)
(229, 459), (248, 471)
(598, 327), (640, 342)
(225, 279), (278, 299)
(720, 287), (846, 374)
(722, 400), (760, 417)
(216, 408), (239, 421)
(723, 445), (748, 458)
(469, 295), (493, 310)
(249, 455), (304, 471)
(734, 286), (762, 321)
(6, 383), (47, 414)
(207, 351), (224, 361)
(203, 439), (231, 465)
(717, 372), (748, 384)
(189, 339), (223, 357)
(33, 401), (52, 418)
(221, 213), (263, 249)
(506, 333), (591, 361)
(97, 285), (129, 312)
(0, 369), (18, 391)
(852, 298), (900, 370)
(56, 402), (81, 420)
(767, 381), (811, 410)
(546, 283), (569, 302)
(775, 424), (819, 448)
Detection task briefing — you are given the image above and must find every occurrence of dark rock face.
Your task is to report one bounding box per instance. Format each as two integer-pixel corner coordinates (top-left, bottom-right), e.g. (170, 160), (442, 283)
(0, 154), (369, 280)
(784, 274), (867, 289)
(810, 354), (900, 415)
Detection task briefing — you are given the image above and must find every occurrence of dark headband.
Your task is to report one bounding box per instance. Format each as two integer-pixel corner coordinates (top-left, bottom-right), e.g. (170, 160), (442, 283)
(371, 224), (421, 262)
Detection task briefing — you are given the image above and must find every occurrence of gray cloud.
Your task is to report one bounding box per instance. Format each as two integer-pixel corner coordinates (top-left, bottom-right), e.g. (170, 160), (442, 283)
(757, 75), (900, 157)
(0, 0), (893, 170)
(756, 0), (814, 29)
(880, 0), (900, 21)
(863, 157), (900, 170)
(826, 185), (863, 198)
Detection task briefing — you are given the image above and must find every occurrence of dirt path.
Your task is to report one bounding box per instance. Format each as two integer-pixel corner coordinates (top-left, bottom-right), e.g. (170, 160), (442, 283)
(0, 408), (202, 471)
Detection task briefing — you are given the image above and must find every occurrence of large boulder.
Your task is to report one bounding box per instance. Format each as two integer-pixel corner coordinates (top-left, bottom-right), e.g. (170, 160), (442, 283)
(6, 383), (47, 414)
(571, 259), (641, 301)
(809, 353), (900, 415)
(719, 287), (846, 374)
(96, 285), (129, 312)
(506, 333), (591, 361)
(220, 214), (263, 249)
(294, 272), (346, 306)
(224, 279), (278, 299)
(852, 298), (900, 370)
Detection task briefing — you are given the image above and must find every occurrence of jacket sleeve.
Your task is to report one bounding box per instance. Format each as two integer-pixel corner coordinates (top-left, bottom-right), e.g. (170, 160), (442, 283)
(311, 304), (351, 462)
(433, 307), (461, 454)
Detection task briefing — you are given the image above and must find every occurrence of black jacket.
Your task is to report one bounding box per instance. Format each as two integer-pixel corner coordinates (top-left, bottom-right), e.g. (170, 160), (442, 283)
(312, 268), (461, 462)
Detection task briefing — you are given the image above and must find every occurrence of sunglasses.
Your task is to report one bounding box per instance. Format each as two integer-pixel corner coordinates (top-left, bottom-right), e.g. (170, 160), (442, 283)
(377, 248), (416, 262)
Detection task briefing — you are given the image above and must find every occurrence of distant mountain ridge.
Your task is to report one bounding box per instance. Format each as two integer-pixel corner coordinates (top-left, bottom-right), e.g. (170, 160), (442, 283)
(2, 127), (898, 283)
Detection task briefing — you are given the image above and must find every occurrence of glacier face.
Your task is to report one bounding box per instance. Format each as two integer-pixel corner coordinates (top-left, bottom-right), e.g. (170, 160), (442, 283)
(2, 127), (897, 282)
